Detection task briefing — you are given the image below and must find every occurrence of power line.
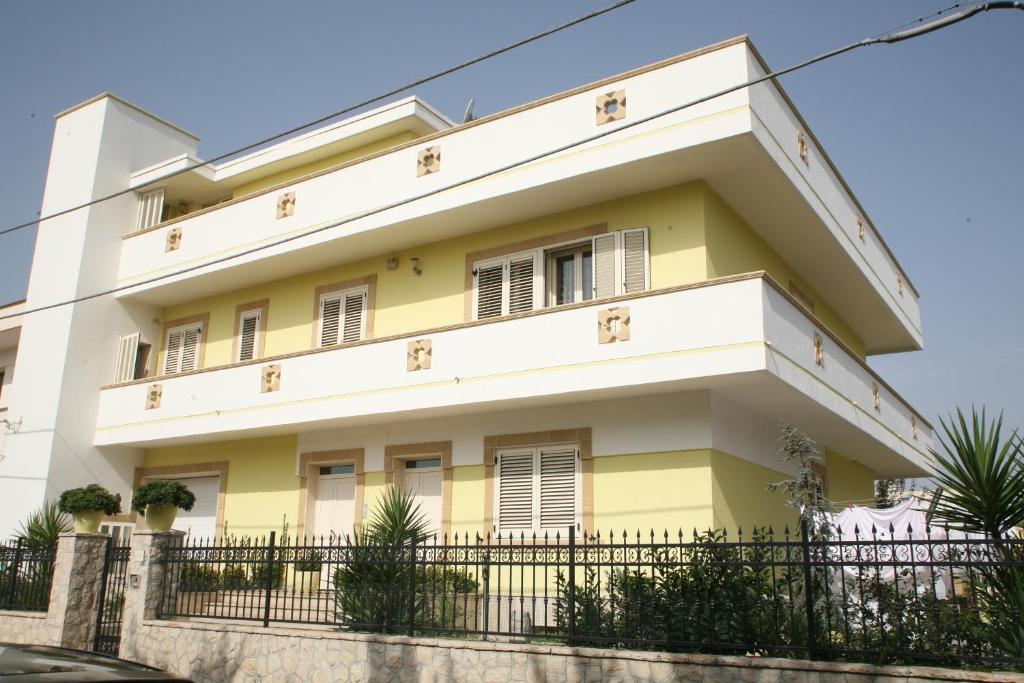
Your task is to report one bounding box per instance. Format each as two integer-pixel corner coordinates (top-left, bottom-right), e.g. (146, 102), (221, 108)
(1, 1), (1021, 324)
(0, 0), (639, 239)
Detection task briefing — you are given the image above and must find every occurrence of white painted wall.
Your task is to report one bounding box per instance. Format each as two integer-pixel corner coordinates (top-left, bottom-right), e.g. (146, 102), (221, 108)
(0, 96), (194, 538)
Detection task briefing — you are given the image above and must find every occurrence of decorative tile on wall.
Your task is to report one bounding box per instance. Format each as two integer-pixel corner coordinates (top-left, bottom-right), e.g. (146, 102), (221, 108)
(597, 306), (630, 344)
(872, 383), (881, 412)
(276, 192), (296, 219)
(857, 219), (865, 242)
(417, 146), (441, 176)
(797, 132), (809, 164)
(145, 384), (162, 410)
(165, 227), (182, 252)
(595, 90), (626, 125)
(261, 364), (281, 393)
(407, 339), (432, 371)
(813, 333), (824, 367)
(911, 416), (918, 441)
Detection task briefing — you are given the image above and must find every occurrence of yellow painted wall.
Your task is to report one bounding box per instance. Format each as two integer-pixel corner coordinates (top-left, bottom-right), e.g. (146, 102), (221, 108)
(710, 450), (797, 534)
(701, 185), (867, 358)
(231, 131), (420, 198)
(159, 182), (707, 373)
(450, 465), (485, 539)
(144, 435), (298, 538)
(592, 450), (715, 534)
(825, 448), (875, 506)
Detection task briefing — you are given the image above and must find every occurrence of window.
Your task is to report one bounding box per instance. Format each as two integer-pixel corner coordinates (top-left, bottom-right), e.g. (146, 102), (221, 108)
(0, 368), (5, 399)
(405, 458), (442, 469)
(319, 465), (354, 476)
(472, 228), (648, 320)
(136, 188), (167, 231)
(236, 308), (262, 362)
(163, 323), (203, 374)
(113, 333), (152, 383)
(318, 286), (367, 347)
(495, 445), (579, 534)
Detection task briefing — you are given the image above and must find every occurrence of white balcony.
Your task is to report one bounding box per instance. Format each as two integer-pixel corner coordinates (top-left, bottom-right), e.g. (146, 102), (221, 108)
(115, 38), (920, 355)
(95, 275), (931, 475)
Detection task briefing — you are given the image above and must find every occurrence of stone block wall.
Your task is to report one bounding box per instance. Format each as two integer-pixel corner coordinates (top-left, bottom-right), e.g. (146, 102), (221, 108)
(0, 610), (57, 645)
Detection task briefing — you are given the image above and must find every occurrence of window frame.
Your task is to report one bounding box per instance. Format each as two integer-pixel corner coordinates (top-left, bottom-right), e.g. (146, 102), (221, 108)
(494, 443), (581, 536)
(135, 188), (167, 232)
(545, 241), (594, 307)
(160, 315), (207, 376)
(471, 249), (542, 319)
(233, 299), (269, 363)
(317, 284), (369, 348)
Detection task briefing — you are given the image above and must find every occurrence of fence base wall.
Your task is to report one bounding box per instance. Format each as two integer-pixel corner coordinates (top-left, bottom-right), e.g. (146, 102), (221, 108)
(124, 619), (1024, 683)
(0, 610), (58, 645)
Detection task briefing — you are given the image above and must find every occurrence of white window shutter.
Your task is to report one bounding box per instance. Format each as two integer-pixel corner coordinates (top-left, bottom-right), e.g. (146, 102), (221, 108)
(319, 297), (341, 347)
(237, 311), (260, 361)
(538, 448), (577, 532)
(592, 233), (618, 299)
(507, 254), (536, 315)
(114, 333), (140, 383)
(622, 228), (649, 294)
(136, 188), (166, 232)
(474, 263), (504, 319)
(180, 327), (202, 372)
(342, 291), (365, 343)
(164, 329), (184, 374)
(496, 450), (535, 532)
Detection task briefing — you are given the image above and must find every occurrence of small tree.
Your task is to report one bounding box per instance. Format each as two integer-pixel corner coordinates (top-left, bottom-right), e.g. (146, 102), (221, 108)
(874, 478), (906, 509)
(767, 424), (833, 537)
(12, 501), (71, 548)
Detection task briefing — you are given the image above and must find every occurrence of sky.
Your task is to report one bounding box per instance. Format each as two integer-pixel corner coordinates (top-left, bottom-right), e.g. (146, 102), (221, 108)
(0, 1), (1021, 431)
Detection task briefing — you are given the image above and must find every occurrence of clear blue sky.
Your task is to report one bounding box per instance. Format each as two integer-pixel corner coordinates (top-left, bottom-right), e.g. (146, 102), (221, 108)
(0, 1), (1021, 430)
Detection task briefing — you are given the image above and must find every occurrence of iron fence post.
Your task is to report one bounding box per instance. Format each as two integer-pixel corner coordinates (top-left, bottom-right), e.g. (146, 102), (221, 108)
(568, 525), (576, 646)
(262, 531), (276, 628)
(407, 534), (417, 637)
(799, 518), (817, 659)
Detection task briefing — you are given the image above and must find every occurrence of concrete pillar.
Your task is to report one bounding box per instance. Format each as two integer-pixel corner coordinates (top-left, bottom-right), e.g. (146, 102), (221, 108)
(119, 530), (183, 661)
(46, 532), (108, 650)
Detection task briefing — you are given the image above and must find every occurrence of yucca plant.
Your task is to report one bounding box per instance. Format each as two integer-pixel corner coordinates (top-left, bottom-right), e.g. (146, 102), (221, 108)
(12, 500), (71, 548)
(929, 407), (1024, 540)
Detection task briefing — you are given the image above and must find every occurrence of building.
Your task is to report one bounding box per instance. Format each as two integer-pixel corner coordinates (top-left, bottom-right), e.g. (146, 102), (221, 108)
(0, 36), (932, 542)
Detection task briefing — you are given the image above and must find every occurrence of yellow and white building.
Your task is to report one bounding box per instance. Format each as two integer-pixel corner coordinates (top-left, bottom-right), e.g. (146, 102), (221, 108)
(0, 36), (932, 541)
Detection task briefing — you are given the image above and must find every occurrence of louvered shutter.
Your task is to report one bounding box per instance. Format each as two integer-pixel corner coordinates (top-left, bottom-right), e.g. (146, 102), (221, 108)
(114, 333), (140, 383)
(341, 291), (365, 343)
(164, 329), (184, 374)
(319, 296), (341, 347)
(538, 448), (577, 532)
(592, 233), (618, 299)
(496, 450), (535, 532)
(622, 228), (649, 294)
(474, 263), (503, 319)
(238, 311), (260, 361)
(136, 188), (166, 231)
(508, 254), (536, 314)
(180, 327), (202, 372)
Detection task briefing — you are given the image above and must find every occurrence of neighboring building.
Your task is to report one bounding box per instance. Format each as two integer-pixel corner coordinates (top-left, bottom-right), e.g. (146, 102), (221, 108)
(0, 36), (933, 541)
(0, 300), (22, 418)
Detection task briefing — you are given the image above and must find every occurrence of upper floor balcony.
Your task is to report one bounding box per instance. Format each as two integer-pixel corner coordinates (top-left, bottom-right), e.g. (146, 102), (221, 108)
(95, 273), (932, 476)
(115, 37), (922, 356)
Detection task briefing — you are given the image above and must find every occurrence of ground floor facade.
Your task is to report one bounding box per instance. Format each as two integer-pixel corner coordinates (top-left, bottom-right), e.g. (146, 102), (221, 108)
(124, 390), (875, 542)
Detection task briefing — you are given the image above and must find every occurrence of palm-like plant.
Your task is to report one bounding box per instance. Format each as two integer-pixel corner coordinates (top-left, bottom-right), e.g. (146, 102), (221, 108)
(12, 500), (72, 548)
(929, 407), (1024, 540)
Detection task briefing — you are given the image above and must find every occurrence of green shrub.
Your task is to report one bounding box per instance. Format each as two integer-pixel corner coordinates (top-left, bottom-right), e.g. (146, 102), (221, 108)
(12, 501), (70, 548)
(219, 564), (249, 590)
(131, 480), (196, 513)
(57, 484), (122, 515)
(294, 550), (323, 572)
(177, 563), (220, 591)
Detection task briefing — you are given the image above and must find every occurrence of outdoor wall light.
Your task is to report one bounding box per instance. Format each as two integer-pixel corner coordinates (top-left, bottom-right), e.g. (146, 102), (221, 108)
(386, 257), (399, 271)
(410, 257), (422, 276)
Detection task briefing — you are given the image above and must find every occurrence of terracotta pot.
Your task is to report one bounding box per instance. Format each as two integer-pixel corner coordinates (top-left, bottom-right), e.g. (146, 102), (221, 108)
(72, 510), (103, 533)
(145, 504), (178, 531)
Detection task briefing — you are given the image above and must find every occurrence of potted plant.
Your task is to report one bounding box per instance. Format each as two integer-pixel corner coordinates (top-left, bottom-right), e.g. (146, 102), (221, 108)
(57, 484), (122, 533)
(292, 550), (323, 594)
(131, 480), (196, 532)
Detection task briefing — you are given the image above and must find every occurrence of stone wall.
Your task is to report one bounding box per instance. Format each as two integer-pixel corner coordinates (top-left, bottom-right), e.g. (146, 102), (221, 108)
(126, 618), (1023, 683)
(0, 610), (57, 645)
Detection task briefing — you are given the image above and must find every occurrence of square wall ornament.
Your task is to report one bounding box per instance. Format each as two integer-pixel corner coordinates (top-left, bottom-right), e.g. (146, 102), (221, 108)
(597, 306), (630, 344)
(872, 383), (881, 412)
(797, 132), (809, 164)
(145, 384), (162, 410)
(595, 90), (626, 125)
(165, 227), (182, 252)
(407, 339), (432, 371)
(417, 146), (441, 176)
(261, 364), (282, 393)
(813, 333), (824, 367)
(276, 192), (296, 219)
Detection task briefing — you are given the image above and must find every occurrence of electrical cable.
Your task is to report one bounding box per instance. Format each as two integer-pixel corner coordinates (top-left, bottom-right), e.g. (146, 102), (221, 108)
(0, 0), (638, 239)
(0, 0), (1021, 323)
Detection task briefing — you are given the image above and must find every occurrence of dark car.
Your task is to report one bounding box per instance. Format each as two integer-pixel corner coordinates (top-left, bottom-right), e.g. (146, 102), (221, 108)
(0, 644), (192, 681)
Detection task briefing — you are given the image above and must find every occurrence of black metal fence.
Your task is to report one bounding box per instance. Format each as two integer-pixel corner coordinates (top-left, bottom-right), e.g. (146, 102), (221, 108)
(93, 538), (131, 655)
(0, 538), (57, 612)
(156, 523), (1024, 670)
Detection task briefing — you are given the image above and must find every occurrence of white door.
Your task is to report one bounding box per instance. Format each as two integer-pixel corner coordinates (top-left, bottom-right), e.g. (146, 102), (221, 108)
(314, 472), (356, 542)
(171, 476), (219, 541)
(405, 465), (443, 537)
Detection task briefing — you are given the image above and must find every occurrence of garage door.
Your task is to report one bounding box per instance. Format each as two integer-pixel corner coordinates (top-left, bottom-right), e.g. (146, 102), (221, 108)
(170, 476), (220, 541)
